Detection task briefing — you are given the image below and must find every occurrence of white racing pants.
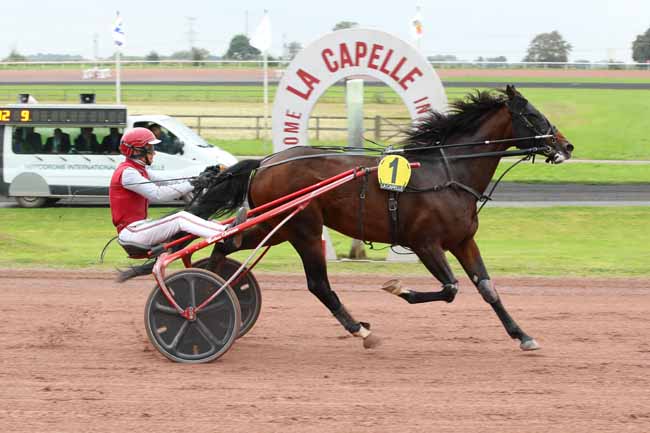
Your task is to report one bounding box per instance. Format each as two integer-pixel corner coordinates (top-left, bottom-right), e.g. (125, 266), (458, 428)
(119, 211), (227, 247)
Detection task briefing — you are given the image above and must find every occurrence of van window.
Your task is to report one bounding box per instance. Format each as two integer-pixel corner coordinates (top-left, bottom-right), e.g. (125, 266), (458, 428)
(12, 127), (44, 154)
(11, 127), (123, 155)
(134, 122), (184, 155)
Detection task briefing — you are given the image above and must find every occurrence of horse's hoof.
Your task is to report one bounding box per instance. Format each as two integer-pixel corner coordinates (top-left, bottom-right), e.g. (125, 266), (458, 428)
(381, 279), (403, 295)
(520, 338), (541, 351)
(363, 334), (381, 349)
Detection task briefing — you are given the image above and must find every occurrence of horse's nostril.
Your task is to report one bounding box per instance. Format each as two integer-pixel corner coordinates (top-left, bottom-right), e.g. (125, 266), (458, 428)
(566, 143), (574, 152)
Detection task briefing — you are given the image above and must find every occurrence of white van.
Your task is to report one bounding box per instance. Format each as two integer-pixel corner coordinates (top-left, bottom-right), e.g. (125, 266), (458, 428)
(0, 103), (237, 207)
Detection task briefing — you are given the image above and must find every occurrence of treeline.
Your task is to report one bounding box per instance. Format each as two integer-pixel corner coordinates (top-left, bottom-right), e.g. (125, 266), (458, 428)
(4, 23), (650, 64)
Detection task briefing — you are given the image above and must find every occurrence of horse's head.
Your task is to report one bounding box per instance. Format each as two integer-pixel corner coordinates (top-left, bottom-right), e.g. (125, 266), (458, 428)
(505, 85), (574, 164)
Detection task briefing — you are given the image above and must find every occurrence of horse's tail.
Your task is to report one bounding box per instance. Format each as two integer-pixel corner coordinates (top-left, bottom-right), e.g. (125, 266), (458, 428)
(116, 261), (156, 283)
(186, 158), (261, 219)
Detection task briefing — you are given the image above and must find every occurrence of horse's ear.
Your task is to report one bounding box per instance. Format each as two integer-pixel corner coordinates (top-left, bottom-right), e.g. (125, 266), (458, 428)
(505, 84), (517, 99)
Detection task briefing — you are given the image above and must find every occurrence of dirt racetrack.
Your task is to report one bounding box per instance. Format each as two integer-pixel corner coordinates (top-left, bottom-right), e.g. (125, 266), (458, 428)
(1, 269), (649, 433)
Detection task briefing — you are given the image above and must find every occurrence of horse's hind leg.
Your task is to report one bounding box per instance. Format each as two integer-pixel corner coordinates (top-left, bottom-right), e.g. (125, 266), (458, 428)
(383, 244), (459, 304)
(290, 235), (380, 349)
(450, 237), (539, 351)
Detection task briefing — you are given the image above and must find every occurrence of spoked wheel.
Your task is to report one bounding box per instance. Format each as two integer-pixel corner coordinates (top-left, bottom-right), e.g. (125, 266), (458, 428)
(144, 268), (241, 363)
(193, 257), (262, 338)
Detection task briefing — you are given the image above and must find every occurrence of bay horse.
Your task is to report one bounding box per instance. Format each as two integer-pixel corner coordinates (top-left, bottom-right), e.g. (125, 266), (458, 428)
(187, 85), (574, 351)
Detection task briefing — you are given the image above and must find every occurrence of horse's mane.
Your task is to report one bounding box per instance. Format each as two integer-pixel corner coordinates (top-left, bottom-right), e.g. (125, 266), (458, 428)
(402, 90), (507, 149)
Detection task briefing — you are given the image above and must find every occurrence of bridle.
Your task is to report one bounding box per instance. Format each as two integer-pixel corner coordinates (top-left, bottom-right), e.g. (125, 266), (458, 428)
(505, 94), (559, 159)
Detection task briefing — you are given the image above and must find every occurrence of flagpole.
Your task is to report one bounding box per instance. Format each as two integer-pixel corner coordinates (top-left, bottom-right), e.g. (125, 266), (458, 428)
(249, 10), (271, 140)
(263, 49), (268, 139)
(116, 48), (122, 104)
(414, 5), (422, 52)
(113, 11), (124, 104)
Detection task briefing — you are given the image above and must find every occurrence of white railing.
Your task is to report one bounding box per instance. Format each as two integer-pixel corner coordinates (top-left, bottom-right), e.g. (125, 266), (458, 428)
(0, 59), (649, 70)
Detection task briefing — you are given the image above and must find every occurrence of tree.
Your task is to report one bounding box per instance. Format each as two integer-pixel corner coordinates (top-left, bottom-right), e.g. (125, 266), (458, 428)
(190, 47), (209, 66)
(286, 41), (302, 60)
(523, 31), (572, 63)
(332, 21), (358, 31)
(145, 51), (160, 63)
(224, 34), (261, 60)
(3, 49), (26, 62)
(169, 47), (210, 65)
(427, 54), (457, 62)
(632, 28), (650, 63)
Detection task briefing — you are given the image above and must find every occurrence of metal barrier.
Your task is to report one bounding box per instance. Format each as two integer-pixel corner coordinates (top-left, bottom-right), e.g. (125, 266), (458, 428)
(2, 59), (650, 70)
(171, 114), (411, 141)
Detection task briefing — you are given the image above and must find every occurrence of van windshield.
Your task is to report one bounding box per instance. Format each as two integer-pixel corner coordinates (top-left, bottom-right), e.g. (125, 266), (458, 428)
(164, 117), (212, 148)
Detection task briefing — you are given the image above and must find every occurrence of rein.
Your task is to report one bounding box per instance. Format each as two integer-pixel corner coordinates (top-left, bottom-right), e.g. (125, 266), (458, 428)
(258, 133), (552, 171)
(384, 134), (554, 154)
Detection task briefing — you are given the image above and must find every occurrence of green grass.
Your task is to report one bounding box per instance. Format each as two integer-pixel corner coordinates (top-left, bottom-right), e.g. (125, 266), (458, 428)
(210, 138), (272, 155)
(507, 88), (650, 161)
(2, 84), (650, 161)
(0, 207), (648, 277)
(494, 161), (650, 184)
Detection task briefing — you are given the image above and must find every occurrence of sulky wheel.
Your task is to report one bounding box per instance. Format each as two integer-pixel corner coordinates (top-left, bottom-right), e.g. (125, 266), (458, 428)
(144, 268), (241, 363)
(192, 257), (262, 338)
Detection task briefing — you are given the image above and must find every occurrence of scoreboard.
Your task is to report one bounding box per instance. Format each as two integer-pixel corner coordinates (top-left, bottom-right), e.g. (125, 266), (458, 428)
(0, 105), (127, 126)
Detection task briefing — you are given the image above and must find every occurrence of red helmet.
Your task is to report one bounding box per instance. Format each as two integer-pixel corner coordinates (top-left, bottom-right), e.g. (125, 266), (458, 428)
(119, 127), (161, 157)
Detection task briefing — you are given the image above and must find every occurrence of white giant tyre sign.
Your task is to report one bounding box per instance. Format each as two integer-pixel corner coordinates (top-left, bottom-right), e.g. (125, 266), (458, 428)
(272, 28), (447, 151)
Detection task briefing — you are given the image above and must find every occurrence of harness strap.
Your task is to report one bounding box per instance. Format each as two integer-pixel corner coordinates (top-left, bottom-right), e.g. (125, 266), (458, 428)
(357, 168), (369, 240)
(439, 147), (452, 181)
(388, 192), (400, 246)
(446, 181), (487, 202)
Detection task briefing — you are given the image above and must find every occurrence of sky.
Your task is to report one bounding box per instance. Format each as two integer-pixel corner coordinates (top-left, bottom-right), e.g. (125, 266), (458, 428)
(1, 0), (649, 62)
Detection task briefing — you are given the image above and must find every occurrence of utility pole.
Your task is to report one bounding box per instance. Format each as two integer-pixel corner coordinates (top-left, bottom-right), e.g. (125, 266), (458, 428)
(282, 32), (288, 59)
(186, 16), (197, 49)
(245, 10), (249, 36)
(93, 33), (99, 67)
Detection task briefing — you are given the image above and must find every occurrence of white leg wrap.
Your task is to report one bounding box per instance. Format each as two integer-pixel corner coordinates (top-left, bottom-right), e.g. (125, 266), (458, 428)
(477, 279), (499, 304)
(354, 325), (371, 339)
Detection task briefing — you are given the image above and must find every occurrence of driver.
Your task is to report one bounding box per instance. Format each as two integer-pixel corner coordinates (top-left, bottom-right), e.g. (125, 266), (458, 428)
(109, 127), (244, 249)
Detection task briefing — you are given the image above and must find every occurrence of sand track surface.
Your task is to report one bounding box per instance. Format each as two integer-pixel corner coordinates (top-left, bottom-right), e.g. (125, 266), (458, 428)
(1, 269), (649, 433)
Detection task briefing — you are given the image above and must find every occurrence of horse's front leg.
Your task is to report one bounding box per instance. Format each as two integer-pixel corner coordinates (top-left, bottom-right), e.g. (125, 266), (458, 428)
(450, 237), (540, 351)
(290, 236), (380, 349)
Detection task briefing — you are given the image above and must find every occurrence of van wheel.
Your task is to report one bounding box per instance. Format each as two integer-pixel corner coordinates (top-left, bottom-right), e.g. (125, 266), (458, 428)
(15, 196), (48, 208)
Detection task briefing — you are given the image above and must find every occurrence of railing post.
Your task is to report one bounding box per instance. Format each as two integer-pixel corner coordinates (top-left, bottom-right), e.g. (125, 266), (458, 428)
(197, 116), (202, 136)
(374, 115), (381, 141)
(316, 117), (320, 141)
(256, 116), (260, 140)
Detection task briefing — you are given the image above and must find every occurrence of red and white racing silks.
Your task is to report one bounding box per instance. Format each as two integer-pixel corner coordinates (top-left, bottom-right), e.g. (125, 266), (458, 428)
(109, 159), (226, 246)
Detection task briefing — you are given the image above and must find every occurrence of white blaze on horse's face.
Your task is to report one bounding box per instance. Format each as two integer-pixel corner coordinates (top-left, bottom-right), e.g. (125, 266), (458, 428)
(524, 102), (574, 164)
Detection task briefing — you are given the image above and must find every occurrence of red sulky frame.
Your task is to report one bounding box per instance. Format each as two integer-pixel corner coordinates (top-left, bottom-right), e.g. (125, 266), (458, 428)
(150, 163), (420, 321)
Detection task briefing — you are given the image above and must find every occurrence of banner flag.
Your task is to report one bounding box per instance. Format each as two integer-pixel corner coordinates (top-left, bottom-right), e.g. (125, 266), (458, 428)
(112, 12), (125, 47)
